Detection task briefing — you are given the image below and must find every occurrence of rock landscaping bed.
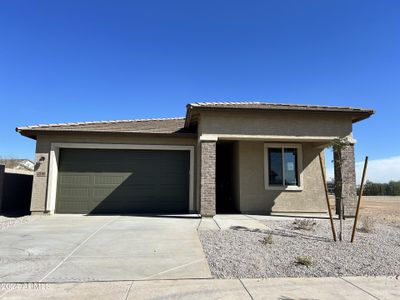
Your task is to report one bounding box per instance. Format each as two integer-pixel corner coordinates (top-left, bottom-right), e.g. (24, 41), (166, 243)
(199, 217), (400, 278)
(0, 215), (39, 231)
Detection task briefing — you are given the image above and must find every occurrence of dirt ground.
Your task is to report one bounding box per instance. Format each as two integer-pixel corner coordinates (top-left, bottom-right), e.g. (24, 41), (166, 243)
(330, 196), (400, 225)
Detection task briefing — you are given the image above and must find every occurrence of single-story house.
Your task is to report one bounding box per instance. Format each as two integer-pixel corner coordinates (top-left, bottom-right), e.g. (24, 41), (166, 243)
(17, 102), (373, 217)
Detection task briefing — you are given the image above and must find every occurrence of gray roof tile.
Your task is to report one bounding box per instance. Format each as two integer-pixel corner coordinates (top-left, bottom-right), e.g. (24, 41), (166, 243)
(17, 102), (374, 138)
(187, 101), (373, 113)
(17, 117), (193, 135)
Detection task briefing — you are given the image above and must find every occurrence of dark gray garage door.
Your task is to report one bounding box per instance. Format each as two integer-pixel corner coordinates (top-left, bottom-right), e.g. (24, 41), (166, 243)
(55, 148), (190, 214)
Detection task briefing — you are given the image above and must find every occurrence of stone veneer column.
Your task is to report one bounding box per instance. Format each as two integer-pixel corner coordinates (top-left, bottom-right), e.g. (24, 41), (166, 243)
(334, 143), (357, 217)
(200, 141), (216, 216)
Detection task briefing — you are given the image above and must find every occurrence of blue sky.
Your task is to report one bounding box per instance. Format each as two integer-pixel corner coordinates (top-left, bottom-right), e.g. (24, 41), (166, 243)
(1, 1), (399, 182)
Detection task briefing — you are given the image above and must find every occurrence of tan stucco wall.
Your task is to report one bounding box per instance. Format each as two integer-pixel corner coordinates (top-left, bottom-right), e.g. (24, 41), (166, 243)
(199, 110), (353, 138)
(236, 141), (327, 213)
(30, 133), (198, 214)
(30, 138), (50, 213)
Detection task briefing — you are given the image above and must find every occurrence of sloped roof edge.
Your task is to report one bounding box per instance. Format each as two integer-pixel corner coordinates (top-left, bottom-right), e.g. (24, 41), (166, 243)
(185, 101), (374, 126)
(16, 117), (185, 131)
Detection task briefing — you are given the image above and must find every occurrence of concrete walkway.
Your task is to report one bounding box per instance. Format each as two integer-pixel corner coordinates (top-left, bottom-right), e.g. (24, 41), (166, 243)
(1, 276), (398, 299)
(198, 215), (267, 231)
(198, 214), (337, 232)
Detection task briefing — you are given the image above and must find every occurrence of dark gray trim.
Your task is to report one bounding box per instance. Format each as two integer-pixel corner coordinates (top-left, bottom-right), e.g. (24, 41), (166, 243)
(17, 129), (197, 140)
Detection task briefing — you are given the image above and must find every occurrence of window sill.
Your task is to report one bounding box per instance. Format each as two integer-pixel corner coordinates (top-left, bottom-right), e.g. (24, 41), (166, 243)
(265, 185), (303, 192)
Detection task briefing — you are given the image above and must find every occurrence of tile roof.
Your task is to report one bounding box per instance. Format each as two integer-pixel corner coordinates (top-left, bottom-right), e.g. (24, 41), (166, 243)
(185, 101), (374, 126)
(17, 101), (374, 139)
(17, 117), (193, 137)
(187, 101), (374, 113)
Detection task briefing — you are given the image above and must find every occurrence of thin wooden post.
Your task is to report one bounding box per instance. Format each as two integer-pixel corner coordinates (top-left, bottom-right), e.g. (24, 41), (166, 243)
(351, 156), (368, 243)
(318, 153), (337, 242)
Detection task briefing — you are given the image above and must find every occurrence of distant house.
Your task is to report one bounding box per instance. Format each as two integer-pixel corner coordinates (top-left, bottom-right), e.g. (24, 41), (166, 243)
(0, 159), (34, 173)
(17, 102), (373, 217)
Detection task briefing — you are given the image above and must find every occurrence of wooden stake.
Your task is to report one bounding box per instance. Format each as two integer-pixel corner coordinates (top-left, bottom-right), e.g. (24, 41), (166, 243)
(319, 152), (337, 242)
(351, 156), (368, 243)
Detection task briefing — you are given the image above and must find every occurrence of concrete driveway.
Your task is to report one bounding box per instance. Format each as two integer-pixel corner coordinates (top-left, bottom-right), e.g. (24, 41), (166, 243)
(0, 215), (211, 282)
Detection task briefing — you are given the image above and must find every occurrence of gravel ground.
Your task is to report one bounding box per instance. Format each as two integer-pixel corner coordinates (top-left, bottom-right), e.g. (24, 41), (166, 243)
(199, 217), (400, 278)
(0, 215), (39, 231)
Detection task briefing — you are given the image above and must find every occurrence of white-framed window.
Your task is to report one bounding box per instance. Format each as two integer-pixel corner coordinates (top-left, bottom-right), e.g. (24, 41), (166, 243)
(264, 143), (303, 191)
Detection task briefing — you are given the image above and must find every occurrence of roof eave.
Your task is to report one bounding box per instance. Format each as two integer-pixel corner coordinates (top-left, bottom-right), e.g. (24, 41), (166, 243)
(184, 105), (375, 126)
(16, 129), (197, 140)
(351, 110), (375, 123)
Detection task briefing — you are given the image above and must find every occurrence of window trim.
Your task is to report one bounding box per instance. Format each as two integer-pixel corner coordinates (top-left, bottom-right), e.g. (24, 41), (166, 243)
(264, 143), (303, 191)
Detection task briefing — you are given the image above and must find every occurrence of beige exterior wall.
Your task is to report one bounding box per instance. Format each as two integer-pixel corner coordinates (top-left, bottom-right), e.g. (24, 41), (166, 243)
(235, 141), (326, 214)
(30, 138), (50, 214)
(195, 109), (353, 214)
(30, 133), (197, 214)
(199, 110), (353, 138)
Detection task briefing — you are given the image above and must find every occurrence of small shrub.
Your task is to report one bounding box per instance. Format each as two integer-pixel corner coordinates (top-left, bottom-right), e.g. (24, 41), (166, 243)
(358, 216), (375, 233)
(292, 219), (317, 231)
(295, 256), (312, 267)
(261, 233), (274, 245)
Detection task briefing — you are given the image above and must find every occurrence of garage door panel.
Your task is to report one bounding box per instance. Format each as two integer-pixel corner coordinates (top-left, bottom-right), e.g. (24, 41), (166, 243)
(92, 187), (116, 199)
(159, 183), (188, 192)
(93, 174), (130, 185)
(59, 175), (91, 186)
(57, 194), (91, 211)
(123, 175), (158, 185)
(58, 187), (90, 199)
(91, 203), (126, 214)
(160, 173), (188, 184)
(56, 148), (190, 214)
(122, 203), (186, 213)
(105, 185), (156, 198)
(58, 203), (90, 213)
